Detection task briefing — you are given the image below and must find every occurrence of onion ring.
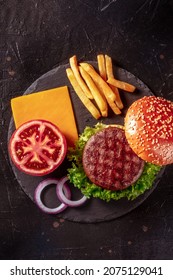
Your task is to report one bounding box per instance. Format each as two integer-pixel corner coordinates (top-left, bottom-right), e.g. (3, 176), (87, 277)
(56, 176), (87, 207)
(34, 178), (71, 214)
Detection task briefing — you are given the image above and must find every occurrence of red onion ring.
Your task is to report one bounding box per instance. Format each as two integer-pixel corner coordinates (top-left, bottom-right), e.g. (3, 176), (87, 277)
(34, 178), (71, 214)
(56, 176), (87, 207)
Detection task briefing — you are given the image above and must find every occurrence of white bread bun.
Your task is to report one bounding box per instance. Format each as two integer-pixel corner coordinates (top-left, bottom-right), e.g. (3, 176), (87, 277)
(124, 96), (173, 165)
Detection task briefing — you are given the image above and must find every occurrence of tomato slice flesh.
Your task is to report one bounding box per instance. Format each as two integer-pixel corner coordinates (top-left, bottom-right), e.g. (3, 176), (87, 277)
(9, 120), (67, 176)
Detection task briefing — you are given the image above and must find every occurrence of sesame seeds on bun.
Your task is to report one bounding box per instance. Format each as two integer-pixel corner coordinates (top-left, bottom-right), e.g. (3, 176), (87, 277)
(124, 96), (173, 165)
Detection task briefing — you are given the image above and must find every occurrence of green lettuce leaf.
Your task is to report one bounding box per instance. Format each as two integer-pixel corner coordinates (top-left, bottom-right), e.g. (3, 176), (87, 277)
(67, 123), (161, 202)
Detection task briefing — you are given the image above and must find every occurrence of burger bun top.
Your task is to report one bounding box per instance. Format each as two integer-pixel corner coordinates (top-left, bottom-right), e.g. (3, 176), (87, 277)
(124, 96), (173, 165)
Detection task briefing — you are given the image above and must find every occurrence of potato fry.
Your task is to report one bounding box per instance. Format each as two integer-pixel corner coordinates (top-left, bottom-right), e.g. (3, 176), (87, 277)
(107, 77), (136, 92)
(105, 55), (123, 109)
(79, 66), (108, 117)
(97, 54), (107, 81)
(69, 55), (93, 99)
(80, 62), (121, 115)
(109, 85), (124, 109)
(105, 55), (114, 79)
(107, 99), (121, 115)
(66, 68), (101, 119)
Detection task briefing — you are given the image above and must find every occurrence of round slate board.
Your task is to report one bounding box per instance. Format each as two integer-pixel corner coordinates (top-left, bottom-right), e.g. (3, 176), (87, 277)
(8, 62), (165, 223)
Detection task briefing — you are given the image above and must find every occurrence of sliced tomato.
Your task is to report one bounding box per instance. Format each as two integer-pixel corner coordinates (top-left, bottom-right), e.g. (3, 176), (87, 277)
(9, 120), (67, 176)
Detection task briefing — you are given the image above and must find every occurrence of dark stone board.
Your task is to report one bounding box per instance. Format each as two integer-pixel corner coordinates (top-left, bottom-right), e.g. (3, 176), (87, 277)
(8, 62), (166, 223)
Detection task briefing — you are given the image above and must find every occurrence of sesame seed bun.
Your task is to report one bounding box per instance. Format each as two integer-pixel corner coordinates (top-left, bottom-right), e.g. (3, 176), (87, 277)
(124, 96), (173, 166)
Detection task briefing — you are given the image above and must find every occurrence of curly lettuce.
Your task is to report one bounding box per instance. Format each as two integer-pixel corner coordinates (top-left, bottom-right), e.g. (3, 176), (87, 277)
(67, 123), (161, 202)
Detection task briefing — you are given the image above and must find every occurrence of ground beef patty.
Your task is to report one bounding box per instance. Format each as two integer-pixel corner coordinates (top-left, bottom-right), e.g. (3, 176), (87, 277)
(82, 126), (145, 191)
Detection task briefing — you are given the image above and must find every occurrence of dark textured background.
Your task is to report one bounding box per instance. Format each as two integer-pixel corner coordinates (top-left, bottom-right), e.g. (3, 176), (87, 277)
(1, 0), (173, 260)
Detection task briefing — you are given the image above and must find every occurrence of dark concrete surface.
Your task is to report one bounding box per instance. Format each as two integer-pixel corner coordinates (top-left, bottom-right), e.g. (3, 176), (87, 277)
(1, 0), (173, 259)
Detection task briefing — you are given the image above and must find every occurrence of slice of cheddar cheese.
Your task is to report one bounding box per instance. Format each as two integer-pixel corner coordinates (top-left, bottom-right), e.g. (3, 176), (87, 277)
(11, 86), (78, 147)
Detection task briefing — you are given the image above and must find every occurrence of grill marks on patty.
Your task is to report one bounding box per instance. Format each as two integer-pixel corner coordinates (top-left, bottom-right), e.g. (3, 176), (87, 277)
(82, 127), (145, 191)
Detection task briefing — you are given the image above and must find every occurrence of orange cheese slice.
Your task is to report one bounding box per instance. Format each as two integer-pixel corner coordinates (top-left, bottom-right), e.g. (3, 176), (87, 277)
(11, 86), (78, 147)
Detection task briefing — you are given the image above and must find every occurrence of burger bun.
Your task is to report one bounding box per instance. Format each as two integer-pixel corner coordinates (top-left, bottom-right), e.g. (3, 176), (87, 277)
(124, 96), (173, 165)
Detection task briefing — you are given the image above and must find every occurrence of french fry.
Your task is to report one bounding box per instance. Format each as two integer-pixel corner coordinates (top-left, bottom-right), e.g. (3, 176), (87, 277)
(80, 62), (121, 115)
(107, 77), (136, 93)
(79, 66), (108, 117)
(107, 99), (121, 115)
(97, 54), (107, 81)
(105, 55), (124, 109)
(105, 55), (114, 79)
(69, 55), (93, 99)
(66, 68), (101, 119)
